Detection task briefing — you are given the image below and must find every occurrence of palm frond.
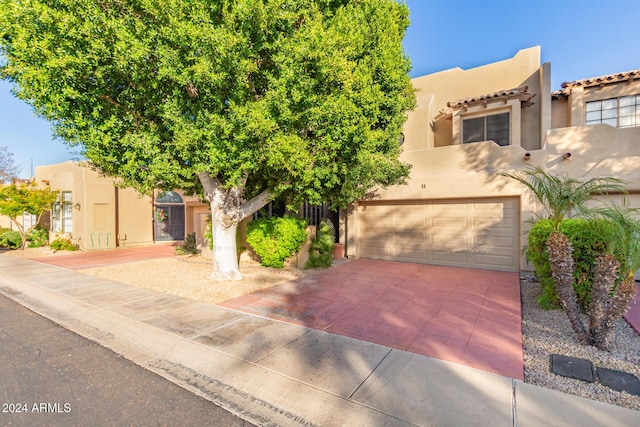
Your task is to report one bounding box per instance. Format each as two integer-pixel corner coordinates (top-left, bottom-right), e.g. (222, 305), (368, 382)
(500, 165), (628, 231)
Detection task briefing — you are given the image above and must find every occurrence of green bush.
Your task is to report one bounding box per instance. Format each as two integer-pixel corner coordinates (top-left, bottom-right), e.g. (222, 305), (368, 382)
(246, 216), (308, 268)
(27, 226), (49, 248)
(527, 218), (622, 310)
(50, 237), (78, 251)
(0, 231), (23, 249)
(306, 220), (335, 269)
(176, 232), (198, 255)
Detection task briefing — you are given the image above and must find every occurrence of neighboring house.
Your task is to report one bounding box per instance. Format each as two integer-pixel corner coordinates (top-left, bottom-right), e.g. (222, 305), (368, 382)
(34, 161), (210, 250)
(343, 46), (640, 272)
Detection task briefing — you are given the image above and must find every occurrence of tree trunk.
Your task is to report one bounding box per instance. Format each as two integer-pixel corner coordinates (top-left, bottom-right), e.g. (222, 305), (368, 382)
(10, 218), (27, 250)
(210, 204), (242, 281)
(547, 231), (588, 343)
(596, 275), (638, 350)
(197, 172), (271, 282)
(589, 254), (618, 349)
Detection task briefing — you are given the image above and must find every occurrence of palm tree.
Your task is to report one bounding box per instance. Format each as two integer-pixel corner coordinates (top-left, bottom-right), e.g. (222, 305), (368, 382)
(587, 201), (640, 349)
(501, 166), (626, 344)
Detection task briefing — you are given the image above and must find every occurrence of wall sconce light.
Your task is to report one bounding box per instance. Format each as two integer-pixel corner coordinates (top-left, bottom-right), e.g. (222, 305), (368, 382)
(523, 152), (531, 160)
(563, 152), (572, 160)
(74, 203), (81, 210)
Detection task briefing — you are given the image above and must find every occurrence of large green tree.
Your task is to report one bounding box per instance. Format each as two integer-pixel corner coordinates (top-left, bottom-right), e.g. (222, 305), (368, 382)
(0, 0), (415, 280)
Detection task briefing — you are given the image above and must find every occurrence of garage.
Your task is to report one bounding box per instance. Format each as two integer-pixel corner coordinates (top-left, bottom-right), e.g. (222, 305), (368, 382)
(357, 197), (520, 272)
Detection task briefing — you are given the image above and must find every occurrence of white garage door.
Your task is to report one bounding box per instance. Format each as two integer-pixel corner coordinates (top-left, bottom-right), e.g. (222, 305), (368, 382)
(358, 198), (520, 272)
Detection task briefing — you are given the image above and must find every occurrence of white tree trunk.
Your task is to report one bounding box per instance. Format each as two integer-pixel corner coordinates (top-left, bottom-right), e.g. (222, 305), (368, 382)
(210, 202), (242, 281)
(198, 172), (271, 281)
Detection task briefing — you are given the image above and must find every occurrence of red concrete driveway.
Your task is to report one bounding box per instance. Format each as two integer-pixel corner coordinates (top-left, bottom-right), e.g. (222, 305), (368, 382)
(30, 244), (178, 270)
(220, 259), (524, 380)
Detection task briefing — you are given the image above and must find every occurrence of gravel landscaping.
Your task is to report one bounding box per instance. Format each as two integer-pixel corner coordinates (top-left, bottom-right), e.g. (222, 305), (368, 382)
(521, 275), (640, 411)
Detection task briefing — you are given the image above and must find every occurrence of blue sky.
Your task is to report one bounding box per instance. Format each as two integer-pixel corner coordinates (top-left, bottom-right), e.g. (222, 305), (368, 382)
(1, 0), (639, 178)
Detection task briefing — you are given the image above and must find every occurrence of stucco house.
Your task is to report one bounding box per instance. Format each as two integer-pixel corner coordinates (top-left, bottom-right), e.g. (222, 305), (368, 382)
(342, 46), (640, 272)
(15, 46), (640, 272)
(33, 161), (210, 251)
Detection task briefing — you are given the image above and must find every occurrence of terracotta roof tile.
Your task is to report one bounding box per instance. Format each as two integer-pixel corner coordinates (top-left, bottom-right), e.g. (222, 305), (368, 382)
(552, 69), (640, 97)
(447, 86), (531, 108)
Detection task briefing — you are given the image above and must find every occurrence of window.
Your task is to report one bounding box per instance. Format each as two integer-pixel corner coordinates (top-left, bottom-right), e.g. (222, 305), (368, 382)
(23, 212), (37, 230)
(52, 191), (73, 233)
(586, 95), (640, 128)
(463, 112), (510, 146)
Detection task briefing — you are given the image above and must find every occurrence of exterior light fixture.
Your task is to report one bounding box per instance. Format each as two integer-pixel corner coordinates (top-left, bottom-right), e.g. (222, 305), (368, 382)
(74, 203), (81, 210)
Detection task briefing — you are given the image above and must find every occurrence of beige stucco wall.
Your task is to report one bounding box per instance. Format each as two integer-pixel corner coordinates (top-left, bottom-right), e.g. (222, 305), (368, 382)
(405, 46), (543, 151)
(35, 162), (155, 250)
(344, 48), (640, 272)
(116, 186), (153, 247)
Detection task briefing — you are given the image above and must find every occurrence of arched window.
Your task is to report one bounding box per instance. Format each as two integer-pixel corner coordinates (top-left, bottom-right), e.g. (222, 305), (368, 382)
(156, 191), (184, 204)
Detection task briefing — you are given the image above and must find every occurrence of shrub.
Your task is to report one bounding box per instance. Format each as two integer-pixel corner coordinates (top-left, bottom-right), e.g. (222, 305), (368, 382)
(176, 232), (198, 255)
(50, 237), (78, 251)
(306, 219), (335, 269)
(246, 216), (308, 268)
(27, 225), (49, 248)
(527, 218), (623, 311)
(0, 231), (23, 249)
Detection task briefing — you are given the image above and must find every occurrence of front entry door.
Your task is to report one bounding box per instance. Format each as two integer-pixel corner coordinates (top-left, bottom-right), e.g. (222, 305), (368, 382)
(154, 205), (185, 241)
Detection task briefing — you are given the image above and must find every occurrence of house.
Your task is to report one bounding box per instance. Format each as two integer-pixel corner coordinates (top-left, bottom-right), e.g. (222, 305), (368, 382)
(342, 46), (640, 272)
(33, 161), (211, 251)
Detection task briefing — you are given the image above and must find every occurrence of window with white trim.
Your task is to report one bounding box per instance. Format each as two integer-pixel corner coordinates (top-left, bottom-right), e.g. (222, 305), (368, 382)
(462, 112), (510, 146)
(52, 191), (73, 233)
(23, 212), (37, 230)
(586, 95), (640, 128)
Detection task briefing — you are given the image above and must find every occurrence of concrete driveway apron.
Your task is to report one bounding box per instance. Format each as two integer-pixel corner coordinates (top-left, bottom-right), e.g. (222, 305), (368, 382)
(220, 259), (524, 380)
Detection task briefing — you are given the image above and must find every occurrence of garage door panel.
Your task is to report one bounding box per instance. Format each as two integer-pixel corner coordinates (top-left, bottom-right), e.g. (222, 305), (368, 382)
(474, 217), (518, 228)
(472, 253), (516, 268)
(473, 236), (514, 250)
(431, 251), (468, 265)
(432, 217), (468, 228)
(431, 204), (467, 216)
(361, 240), (391, 258)
(359, 197), (519, 272)
(395, 246), (427, 259)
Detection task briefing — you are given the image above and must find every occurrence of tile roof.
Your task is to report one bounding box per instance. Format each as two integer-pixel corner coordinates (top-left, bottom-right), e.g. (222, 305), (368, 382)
(447, 86), (532, 109)
(552, 69), (640, 97)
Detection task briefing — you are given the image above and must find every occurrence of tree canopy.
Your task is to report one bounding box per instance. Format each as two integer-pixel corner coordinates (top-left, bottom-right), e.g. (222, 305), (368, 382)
(0, 0), (414, 206)
(0, 183), (57, 249)
(0, 0), (415, 279)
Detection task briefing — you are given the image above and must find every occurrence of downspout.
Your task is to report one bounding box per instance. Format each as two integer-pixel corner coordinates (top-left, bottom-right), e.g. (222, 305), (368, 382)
(343, 205), (349, 258)
(114, 187), (120, 247)
(152, 191), (156, 243)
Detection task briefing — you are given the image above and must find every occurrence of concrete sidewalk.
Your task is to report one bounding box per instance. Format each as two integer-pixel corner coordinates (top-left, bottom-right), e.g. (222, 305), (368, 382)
(1, 256), (638, 426)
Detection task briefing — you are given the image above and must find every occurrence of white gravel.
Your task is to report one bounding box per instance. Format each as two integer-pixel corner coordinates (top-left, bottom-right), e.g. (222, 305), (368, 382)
(521, 275), (640, 411)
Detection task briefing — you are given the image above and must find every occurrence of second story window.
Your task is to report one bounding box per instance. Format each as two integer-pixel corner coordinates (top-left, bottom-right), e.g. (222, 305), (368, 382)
(463, 112), (510, 146)
(586, 95), (640, 128)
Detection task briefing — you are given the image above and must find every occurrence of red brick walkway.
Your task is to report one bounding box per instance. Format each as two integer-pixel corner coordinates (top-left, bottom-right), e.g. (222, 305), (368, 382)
(220, 259), (524, 380)
(30, 244), (178, 270)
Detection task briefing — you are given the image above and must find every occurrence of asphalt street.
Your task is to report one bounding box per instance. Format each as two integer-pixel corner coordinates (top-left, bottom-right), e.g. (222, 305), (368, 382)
(0, 293), (255, 427)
